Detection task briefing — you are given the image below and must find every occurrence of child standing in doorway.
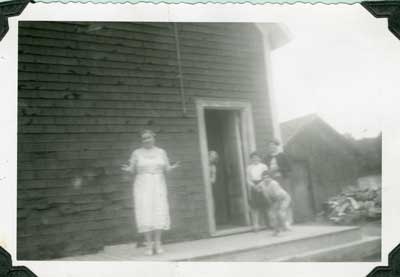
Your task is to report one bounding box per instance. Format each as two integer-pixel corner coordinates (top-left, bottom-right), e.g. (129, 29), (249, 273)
(246, 151), (269, 232)
(209, 150), (219, 187)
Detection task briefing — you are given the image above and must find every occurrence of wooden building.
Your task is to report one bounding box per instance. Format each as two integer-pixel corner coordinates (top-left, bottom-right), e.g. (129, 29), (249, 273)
(280, 114), (360, 223)
(351, 133), (382, 176)
(17, 22), (290, 259)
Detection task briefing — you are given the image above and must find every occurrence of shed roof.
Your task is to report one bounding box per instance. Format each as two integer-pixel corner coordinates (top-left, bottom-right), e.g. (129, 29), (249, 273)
(280, 114), (319, 145)
(280, 114), (358, 154)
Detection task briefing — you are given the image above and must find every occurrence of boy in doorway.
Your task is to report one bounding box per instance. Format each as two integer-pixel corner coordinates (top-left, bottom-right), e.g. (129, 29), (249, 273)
(259, 170), (292, 236)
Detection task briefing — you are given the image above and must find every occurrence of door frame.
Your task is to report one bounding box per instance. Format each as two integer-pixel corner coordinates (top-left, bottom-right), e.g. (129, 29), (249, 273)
(196, 98), (257, 236)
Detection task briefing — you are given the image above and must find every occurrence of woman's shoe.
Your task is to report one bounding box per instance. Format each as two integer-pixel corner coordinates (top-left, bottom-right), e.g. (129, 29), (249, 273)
(154, 242), (165, 254)
(144, 242), (154, 256)
(252, 224), (261, 233)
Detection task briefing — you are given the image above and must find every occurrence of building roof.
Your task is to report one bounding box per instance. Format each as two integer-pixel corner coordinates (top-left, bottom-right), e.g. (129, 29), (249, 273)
(280, 113), (358, 154)
(280, 114), (320, 145)
(255, 23), (293, 51)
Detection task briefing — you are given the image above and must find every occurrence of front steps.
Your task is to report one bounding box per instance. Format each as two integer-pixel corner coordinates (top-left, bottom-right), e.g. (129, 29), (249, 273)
(272, 236), (381, 262)
(56, 225), (381, 262)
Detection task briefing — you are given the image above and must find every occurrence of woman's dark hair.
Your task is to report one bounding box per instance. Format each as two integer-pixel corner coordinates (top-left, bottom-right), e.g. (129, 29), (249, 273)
(140, 129), (156, 138)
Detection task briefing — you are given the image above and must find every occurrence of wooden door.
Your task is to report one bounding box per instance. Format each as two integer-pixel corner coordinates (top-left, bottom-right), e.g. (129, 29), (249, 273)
(204, 109), (250, 230)
(205, 111), (231, 226)
(196, 99), (256, 235)
(221, 111), (248, 227)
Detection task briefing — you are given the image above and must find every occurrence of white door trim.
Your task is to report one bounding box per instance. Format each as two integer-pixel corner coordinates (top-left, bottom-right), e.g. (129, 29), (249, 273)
(195, 98), (257, 236)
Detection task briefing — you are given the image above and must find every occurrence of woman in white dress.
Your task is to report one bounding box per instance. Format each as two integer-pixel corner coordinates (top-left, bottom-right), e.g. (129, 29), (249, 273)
(122, 130), (180, 255)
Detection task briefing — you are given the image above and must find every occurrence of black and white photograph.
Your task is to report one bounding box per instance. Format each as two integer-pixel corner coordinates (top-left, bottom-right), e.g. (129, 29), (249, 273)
(13, 16), (388, 263)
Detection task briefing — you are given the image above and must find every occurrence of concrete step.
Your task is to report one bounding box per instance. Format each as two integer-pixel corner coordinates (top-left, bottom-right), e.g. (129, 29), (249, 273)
(56, 225), (371, 262)
(190, 226), (362, 261)
(272, 236), (381, 262)
(102, 225), (362, 261)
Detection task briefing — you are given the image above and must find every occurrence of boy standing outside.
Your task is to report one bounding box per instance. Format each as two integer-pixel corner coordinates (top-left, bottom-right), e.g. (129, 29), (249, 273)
(246, 151), (269, 232)
(264, 138), (293, 227)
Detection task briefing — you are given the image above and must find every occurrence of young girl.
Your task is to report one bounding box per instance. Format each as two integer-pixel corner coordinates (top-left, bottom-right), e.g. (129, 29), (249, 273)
(259, 170), (292, 236)
(209, 150), (219, 187)
(246, 151), (269, 232)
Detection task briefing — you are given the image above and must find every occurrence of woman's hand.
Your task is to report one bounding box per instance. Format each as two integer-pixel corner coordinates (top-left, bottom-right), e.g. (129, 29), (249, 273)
(170, 161), (181, 170)
(121, 164), (131, 172)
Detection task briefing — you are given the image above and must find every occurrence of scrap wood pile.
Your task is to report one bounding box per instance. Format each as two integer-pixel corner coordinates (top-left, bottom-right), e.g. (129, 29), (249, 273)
(322, 184), (381, 224)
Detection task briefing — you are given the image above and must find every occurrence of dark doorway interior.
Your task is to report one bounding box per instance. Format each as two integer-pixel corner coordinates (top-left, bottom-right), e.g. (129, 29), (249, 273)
(204, 109), (248, 231)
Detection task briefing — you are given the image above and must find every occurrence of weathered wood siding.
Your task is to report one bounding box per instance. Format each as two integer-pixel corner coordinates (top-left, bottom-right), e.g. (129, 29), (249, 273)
(17, 22), (273, 259)
(284, 121), (360, 212)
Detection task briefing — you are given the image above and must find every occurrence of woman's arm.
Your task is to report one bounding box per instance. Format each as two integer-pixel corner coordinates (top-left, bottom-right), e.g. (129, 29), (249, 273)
(121, 151), (137, 174)
(162, 149), (180, 172)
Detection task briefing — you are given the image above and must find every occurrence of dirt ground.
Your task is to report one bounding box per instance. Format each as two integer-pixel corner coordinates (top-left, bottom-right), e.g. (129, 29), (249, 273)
(360, 220), (382, 237)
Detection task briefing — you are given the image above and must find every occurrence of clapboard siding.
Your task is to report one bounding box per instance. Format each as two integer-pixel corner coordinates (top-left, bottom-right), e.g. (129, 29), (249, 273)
(17, 22), (273, 259)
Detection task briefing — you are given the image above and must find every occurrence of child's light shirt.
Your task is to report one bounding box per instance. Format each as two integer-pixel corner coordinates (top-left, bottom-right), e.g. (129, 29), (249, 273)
(247, 162), (268, 182)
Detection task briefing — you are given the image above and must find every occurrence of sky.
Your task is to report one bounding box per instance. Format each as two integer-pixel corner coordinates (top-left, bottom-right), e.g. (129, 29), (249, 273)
(270, 5), (400, 139)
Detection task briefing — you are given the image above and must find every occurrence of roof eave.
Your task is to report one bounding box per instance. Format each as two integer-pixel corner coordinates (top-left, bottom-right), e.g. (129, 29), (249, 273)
(255, 23), (293, 51)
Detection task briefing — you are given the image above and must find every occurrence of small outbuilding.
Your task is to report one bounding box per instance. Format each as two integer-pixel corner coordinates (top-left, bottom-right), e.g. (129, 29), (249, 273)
(280, 114), (360, 223)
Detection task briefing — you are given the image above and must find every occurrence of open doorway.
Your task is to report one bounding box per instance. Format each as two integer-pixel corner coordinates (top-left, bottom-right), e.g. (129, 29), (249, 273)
(205, 110), (248, 230)
(197, 100), (256, 235)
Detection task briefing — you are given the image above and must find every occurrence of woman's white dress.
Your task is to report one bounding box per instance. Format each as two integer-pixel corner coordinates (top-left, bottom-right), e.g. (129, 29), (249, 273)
(129, 147), (171, 233)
